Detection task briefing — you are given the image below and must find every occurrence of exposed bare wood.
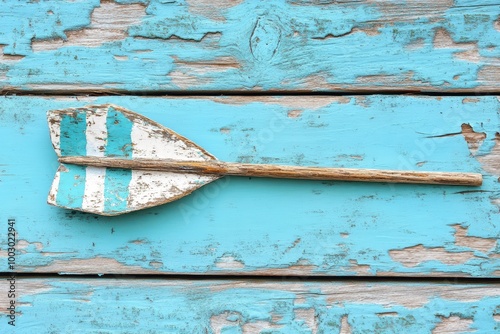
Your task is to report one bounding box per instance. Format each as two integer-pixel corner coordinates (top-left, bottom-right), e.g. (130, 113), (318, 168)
(31, 1), (147, 52)
(59, 155), (483, 186)
(389, 244), (476, 267)
(432, 315), (474, 334)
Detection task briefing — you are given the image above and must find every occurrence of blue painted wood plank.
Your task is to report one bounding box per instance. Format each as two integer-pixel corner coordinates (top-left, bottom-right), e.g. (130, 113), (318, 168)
(0, 95), (499, 276)
(0, 277), (499, 333)
(0, 0), (499, 92)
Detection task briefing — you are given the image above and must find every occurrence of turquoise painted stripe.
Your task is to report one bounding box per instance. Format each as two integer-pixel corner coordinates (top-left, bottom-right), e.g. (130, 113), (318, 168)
(55, 164), (86, 209)
(103, 168), (133, 214)
(105, 106), (133, 158)
(103, 106), (134, 213)
(56, 112), (88, 209)
(59, 111), (86, 157)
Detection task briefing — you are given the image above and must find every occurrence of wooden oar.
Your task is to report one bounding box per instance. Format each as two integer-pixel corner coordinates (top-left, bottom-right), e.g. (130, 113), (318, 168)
(47, 104), (482, 216)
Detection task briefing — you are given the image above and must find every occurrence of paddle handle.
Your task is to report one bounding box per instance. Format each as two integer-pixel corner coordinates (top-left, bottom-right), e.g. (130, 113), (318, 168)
(222, 162), (482, 186)
(59, 156), (482, 186)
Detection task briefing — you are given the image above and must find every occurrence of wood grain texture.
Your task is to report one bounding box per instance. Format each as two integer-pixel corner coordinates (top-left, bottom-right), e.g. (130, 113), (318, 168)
(0, 0), (499, 92)
(1, 95), (499, 276)
(0, 277), (499, 333)
(61, 156), (484, 187)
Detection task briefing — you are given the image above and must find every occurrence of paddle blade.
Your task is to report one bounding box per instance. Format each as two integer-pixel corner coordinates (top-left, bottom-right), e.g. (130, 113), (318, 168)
(47, 104), (220, 215)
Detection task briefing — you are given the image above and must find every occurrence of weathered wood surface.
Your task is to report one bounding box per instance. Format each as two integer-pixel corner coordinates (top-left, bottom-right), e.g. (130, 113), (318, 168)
(1, 95), (499, 276)
(0, 277), (499, 333)
(1, 0), (499, 93)
(61, 156), (484, 186)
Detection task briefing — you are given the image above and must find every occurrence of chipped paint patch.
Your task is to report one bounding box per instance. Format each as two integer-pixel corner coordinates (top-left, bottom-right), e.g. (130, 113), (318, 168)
(168, 70), (202, 90)
(25, 257), (162, 275)
(389, 244), (476, 267)
(0, 46), (24, 69)
(433, 28), (477, 51)
(288, 109), (303, 118)
(461, 123), (486, 155)
(348, 260), (371, 275)
(31, 1), (146, 52)
(186, 0), (244, 21)
(215, 255), (245, 270)
(16, 239), (43, 251)
(173, 56), (240, 75)
(432, 315), (474, 333)
(294, 308), (316, 333)
(477, 66), (500, 89)
(340, 315), (352, 334)
(210, 311), (243, 333)
(452, 225), (497, 253)
(210, 95), (338, 110)
(377, 312), (399, 317)
(241, 320), (283, 333)
(370, 0), (454, 21)
(476, 132), (500, 176)
(0, 279), (52, 315)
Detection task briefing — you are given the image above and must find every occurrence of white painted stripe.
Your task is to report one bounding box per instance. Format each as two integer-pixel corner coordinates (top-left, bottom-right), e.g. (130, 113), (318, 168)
(85, 107), (108, 157)
(130, 121), (209, 161)
(47, 167), (62, 206)
(47, 111), (62, 156)
(77, 108), (108, 212)
(127, 170), (217, 209)
(82, 166), (106, 213)
(127, 117), (218, 210)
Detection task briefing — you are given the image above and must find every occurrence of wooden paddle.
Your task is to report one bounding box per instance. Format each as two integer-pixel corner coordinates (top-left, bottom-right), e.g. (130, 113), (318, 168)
(47, 104), (482, 216)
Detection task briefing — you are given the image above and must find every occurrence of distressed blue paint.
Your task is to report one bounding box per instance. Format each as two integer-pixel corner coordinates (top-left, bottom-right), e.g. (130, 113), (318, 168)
(54, 164), (86, 211)
(0, 96), (499, 276)
(102, 106), (133, 214)
(1, 279), (497, 333)
(104, 168), (132, 214)
(0, 1), (498, 91)
(105, 105), (133, 158)
(59, 111), (86, 157)
(55, 112), (87, 209)
(0, 0), (99, 55)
